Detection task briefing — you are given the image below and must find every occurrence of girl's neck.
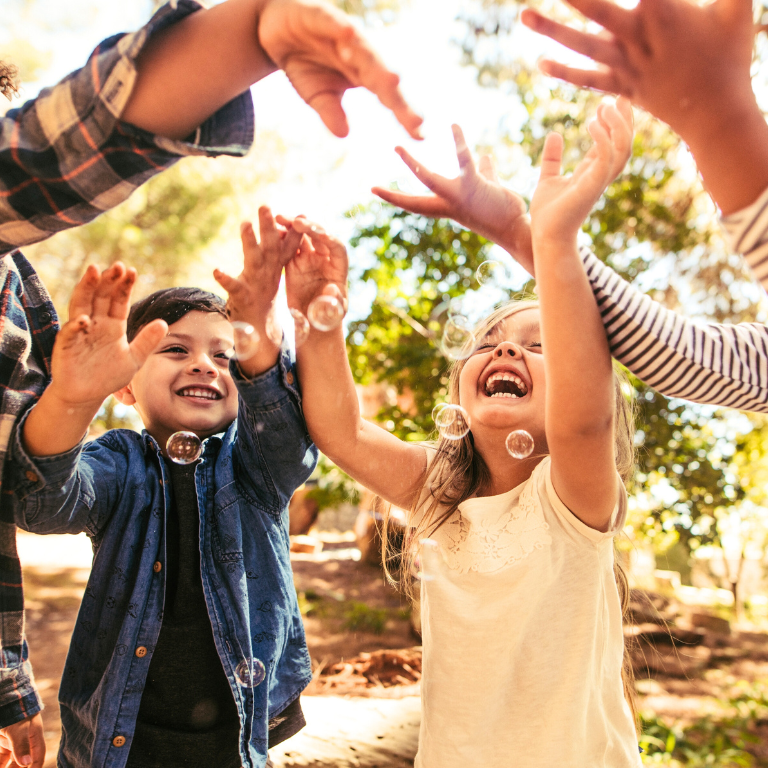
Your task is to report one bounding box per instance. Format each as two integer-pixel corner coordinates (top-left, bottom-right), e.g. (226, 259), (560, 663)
(473, 433), (544, 498)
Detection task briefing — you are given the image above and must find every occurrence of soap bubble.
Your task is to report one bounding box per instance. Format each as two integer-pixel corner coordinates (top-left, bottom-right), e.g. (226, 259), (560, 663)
(235, 657), (266, 688)
(307, 294), (345, 332)
(440, 315), (476, 360)
(505, 430), (535, 459)
(226, 321), (260, 361)
(435, 404), (471, 440)
(291, 308), (310, 348)
(265, 315), (282, 346)
(410, 538), (440, 582)
(475, 260), (508, 286)
(431, 403), (448, 422)
(166, 431), (202, 464)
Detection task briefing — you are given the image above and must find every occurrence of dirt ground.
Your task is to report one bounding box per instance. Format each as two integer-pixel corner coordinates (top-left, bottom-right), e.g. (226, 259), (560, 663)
(20, 529), (768, 767)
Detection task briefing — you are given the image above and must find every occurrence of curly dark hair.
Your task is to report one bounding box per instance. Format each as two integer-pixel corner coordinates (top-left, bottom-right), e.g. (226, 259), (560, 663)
(0, 62), (20, 101)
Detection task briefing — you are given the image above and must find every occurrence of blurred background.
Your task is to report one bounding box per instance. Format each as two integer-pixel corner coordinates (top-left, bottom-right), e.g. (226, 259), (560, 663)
(9, 0), (768, 765)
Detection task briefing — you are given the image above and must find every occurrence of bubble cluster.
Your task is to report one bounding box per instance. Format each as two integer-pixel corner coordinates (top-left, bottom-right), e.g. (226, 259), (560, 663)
(505, 429), (535, 459)
(166, 431), (202, 465)
(431, 403), (448, 423)
(291, 308), (310, 348)
(227, 321), (260, 361)
(410, 538), (440, 582)
(234, 657), (266, 688)
(307, 294), (345, 332)
(440, 315), (476, 360)
(434, 404), (471, 440)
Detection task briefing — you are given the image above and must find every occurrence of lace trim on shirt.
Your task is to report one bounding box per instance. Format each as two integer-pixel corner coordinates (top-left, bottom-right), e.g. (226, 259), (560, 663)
(438, 466), (552, 575)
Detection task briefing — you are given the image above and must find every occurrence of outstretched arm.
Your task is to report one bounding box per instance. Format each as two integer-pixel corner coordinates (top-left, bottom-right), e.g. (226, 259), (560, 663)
(531, 100), (632, 530)
(283, 217), (428, 510)
(520, 0), (768, 215)
(123, 0), (422, 140)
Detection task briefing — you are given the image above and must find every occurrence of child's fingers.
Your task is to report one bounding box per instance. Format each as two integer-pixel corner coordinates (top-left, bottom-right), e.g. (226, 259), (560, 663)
(108, 268), (137, 320)
(394, 146), (447, 193)
(57, 315), (91, 350)
(538, 59), (625, 97)
(240, 220), (262, 268)
(281, 226), (304, 267)
(129, 319), (169, 369)
(600, 101), (632, 172)
(452, 125), (477, 176)
(478, 154), (499, 183)
(68, 264), (100, 322)
(92, 263), (126, 318)
(521, 8), (628, 64)
(257, 206), (282, 260)
(538, 132), (565, 180)
(213, 269), (244, 298)
(371, 186), (449, 217)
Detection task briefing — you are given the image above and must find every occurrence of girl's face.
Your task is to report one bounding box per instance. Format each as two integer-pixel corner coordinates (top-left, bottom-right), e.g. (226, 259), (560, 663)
(458, 308), (546, 444)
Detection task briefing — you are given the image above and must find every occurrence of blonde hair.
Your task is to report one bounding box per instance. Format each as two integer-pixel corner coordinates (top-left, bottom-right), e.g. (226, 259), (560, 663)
(0, 62), (19, 101)
(380, 298), (639, 730)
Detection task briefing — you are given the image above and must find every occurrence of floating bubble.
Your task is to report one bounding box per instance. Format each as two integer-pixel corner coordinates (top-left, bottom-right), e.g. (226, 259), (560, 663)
(476, 260), (507, 286)
(440, 315), (476, 360)
(435, 404), (471, 440)
(447, 297), (466, 317)
(505, 429), (535, 459)
(307, 294), (345, 332)
(431, 403), (448, 423)
(265, 315), (282, 346)
(235, 657), (266, 688)
(410, 538), (440, 582)
(291, 308), (310, 348)
(225, 321), (260, 361)
(166, 431), (202, 465)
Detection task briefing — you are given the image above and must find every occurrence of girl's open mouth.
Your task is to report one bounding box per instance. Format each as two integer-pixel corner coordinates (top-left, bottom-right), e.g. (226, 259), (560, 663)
(483, 371), (529, 399)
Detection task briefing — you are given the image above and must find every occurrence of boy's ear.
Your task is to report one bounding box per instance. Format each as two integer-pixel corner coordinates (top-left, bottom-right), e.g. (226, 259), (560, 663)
(113, 384), (136, 406)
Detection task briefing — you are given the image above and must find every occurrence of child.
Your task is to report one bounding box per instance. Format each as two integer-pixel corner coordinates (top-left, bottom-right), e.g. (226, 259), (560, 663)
(282, 102), (641, 766)
(3, 207), (316, 768)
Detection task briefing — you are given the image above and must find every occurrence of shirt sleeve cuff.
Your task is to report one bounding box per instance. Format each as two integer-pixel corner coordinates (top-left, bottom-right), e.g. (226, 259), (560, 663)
(76, 0), (254, 158)
(0, 653), (43, 728)
(230, 343), (303, 412)
(4, 409), (86, 501)
(720, 184), (768, 283)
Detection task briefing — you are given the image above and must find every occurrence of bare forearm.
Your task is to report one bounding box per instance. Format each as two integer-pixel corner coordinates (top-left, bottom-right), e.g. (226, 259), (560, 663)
(23, 390), (101, 458)
(535, 242), (613, 437)
(123, 0), (274, 140)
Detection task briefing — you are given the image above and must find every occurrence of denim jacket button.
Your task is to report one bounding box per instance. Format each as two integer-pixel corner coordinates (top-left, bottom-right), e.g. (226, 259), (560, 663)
(25, 471), (38, 483)
(285, 372), (294, 385)
(153, 561), (162, 573)
(135, 646), (148, 658)
(112, 736), (126, 747)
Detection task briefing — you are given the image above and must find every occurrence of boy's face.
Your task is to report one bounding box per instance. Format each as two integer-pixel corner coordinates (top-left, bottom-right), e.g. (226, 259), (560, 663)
(116, 311), (238, 452)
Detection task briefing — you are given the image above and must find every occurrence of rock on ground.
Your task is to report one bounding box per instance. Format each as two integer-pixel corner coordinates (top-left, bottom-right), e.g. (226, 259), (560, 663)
(270, 696), (420, 768)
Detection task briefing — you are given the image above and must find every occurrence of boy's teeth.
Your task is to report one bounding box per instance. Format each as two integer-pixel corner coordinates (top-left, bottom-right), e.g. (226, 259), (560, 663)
(180, 388), (219, 400)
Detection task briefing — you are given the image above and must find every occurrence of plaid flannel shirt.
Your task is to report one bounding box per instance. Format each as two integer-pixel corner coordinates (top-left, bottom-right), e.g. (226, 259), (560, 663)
(0, 0), (254, 727)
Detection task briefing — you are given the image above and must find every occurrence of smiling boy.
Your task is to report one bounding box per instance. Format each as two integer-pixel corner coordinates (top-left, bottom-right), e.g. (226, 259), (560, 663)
(2, 208), (316, 768)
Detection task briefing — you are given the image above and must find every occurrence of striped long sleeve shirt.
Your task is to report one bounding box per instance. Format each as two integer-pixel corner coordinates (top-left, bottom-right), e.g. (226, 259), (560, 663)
(0, 0), (253, 727)
(582, 186), (768, 414)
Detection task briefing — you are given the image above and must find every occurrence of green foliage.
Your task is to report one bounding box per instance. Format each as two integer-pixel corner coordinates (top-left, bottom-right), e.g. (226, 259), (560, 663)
(342, 602), (389, 634)
(306, 454), (362, 511)
(347, 208), (497, 440)
(640, 714), (757, 767)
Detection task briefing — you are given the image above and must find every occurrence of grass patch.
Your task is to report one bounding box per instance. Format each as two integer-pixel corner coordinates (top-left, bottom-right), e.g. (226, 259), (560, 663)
(342, 602), (389, 634)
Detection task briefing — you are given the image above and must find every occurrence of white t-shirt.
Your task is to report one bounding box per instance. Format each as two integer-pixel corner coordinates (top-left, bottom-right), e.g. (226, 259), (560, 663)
(413, 455), (641, 768)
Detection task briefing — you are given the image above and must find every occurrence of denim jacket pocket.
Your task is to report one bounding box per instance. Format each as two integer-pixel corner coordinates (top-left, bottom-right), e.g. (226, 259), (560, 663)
(211, 483), (244, 563)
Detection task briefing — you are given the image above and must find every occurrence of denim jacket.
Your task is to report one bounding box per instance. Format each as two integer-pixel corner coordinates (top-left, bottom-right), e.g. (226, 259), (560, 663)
(3, 349), (317, 768)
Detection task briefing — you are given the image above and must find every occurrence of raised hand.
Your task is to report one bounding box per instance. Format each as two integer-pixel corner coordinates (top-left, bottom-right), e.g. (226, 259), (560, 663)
(49, 264), (168, 412)
(23, 264), (168, 458)
(280, 216), (348, 320)
(259, 0), (423, 139)
(530, 99), (632, 247)
(372, 125), (534, 273)
(520, 0), (768, 214)
(214, 205), (303, 375)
